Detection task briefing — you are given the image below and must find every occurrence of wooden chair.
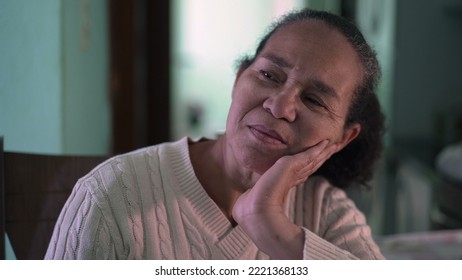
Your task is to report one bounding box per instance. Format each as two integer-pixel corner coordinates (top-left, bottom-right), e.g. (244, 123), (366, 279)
(0, 137), (108, 259)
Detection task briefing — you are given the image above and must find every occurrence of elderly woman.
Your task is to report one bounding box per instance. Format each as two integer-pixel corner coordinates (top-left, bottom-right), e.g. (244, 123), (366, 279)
(46, 8), (385, 260)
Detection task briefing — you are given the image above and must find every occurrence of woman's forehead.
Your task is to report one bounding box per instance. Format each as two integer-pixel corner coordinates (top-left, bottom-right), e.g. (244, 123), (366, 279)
(260, 21), (360, 73)
(267, 20), (346, 49)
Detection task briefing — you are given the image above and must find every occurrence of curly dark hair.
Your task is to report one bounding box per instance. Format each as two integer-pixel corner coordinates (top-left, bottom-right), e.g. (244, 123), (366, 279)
(238, 8), (385, 189)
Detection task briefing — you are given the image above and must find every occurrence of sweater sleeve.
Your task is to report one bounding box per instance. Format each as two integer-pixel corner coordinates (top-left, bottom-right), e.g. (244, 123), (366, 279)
(45, 178), (117, 260)
(302, 228), (358, 259)
(298, 178), (384, 260)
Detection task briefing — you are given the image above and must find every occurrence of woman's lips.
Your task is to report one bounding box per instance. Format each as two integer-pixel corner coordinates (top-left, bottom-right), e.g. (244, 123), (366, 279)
(248, 125), (287, 145)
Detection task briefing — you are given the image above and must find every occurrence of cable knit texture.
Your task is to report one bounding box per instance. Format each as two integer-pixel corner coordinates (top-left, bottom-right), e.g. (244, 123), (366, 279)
(45, 137), (384, 260)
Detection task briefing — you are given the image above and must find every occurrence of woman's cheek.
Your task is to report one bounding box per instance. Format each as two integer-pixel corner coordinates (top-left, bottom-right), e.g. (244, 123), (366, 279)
(303, 120), (341, 146)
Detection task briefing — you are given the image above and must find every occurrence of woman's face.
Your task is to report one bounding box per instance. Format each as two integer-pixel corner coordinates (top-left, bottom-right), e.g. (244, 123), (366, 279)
(225, 20), (362, 174)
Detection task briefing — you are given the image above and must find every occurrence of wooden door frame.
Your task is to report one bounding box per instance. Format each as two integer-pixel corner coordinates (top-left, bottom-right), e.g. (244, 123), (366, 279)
(109, 0), (170, 154)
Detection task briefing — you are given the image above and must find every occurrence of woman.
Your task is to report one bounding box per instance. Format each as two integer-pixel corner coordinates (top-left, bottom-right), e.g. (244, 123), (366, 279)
(46, 9), (385, 260)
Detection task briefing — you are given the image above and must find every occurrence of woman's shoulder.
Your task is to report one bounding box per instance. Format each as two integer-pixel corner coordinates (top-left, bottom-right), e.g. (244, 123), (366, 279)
(75, 138), (190, 202)
(79, 145), (157, 184)
(80, 138), (188, 181)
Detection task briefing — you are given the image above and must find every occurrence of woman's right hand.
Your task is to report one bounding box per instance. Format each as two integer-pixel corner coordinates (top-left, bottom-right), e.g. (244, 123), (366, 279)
(232, 140), (338, 259)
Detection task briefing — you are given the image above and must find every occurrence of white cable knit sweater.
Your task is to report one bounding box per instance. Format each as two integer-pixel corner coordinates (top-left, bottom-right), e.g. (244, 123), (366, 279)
(45, 137), (384, 260)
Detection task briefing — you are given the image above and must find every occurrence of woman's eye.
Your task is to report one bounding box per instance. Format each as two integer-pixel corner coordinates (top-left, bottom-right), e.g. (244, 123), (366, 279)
(303, 95), (324, 108)
(260, 70), (277, 82)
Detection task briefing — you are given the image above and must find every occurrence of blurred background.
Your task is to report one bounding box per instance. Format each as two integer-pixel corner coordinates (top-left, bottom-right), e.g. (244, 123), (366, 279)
(1, 0), (462, 259)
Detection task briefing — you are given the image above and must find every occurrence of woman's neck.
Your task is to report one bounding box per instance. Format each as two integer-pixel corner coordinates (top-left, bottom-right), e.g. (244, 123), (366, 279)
(189, 135), (259, 223)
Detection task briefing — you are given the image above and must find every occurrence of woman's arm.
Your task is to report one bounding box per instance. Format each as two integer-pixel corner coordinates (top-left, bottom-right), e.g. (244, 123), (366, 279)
(45, 179), (117, 260)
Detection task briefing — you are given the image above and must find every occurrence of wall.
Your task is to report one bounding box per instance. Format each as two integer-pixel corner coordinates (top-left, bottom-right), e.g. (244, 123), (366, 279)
(356, 0), (396, 145)
(392, 0), (462, 147)
(356, 0), (462, 149)
(62, 0), (110, 154)
(0, 0), (110, 155)
(0, 0), (63, 154)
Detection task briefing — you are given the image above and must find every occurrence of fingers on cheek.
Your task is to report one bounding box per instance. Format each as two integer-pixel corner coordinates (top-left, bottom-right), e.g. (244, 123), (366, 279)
(284, 147), (331, 179)
(292, 163), (316, 183)
(301, 153), (327, 174)
(303, 155), (319, 170)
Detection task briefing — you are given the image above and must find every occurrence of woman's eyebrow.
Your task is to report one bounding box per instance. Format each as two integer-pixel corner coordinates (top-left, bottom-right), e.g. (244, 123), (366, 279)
(311, 79), (339, 99)
(261, 53), (293, 69)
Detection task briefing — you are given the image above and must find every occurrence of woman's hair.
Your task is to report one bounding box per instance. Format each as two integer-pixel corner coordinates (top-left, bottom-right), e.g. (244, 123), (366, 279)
(238, 8), (385, 189)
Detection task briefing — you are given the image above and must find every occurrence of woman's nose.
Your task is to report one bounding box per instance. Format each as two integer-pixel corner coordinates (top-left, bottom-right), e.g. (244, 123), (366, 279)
(262, 89), (298, 122)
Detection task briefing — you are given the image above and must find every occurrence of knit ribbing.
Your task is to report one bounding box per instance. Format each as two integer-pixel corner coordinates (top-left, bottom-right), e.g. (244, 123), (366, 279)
(169, 139), (230, 235)
(167, 138), (253, 258)
(303, 229), (356, 259)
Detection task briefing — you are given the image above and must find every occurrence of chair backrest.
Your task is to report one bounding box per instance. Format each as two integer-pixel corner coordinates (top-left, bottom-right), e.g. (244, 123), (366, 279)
(0, 139), (108, 259)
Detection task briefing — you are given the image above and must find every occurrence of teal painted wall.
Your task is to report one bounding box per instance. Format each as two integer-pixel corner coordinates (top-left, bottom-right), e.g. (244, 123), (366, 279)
(62, 0), (110, 155)
(0, 0), (63, 153)
(356, 0), (396, 145)
(0, 0), (110, 155)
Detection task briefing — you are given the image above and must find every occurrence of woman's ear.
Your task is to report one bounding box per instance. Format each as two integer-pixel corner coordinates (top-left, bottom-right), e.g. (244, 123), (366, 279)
(335, 123), (361, 152)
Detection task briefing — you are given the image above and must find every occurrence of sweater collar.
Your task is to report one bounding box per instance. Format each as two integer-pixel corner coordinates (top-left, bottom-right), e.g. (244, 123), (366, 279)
(167, 137), (259, 258)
